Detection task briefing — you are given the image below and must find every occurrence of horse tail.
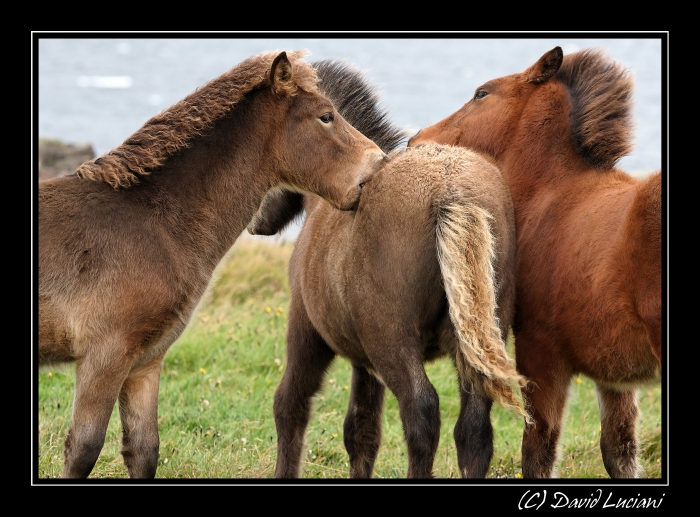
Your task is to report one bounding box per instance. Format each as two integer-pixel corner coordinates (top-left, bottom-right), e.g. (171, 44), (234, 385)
(435, 200), (531, 423)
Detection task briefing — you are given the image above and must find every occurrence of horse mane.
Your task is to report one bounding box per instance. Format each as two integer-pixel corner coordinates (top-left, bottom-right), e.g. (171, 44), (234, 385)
(75, 49), (317, 188)
(313, 58), (408, 154)
(557, 47), (635, 170)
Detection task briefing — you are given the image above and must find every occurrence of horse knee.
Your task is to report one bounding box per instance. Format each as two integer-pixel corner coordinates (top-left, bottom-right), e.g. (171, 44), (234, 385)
(273, 379), (312, 426)
(61, 427), (105, 478)
(455, 391), (493, 442)
(412, 385), (440, 442)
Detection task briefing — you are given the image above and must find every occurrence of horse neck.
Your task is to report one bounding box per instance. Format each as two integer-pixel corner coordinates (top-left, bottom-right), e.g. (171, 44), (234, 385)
(496, 123), (588, 209)
(142, 98), (278, 264)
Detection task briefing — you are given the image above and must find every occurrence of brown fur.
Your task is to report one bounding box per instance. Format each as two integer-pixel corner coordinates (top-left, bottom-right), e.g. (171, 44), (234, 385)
(76, 50), (318, 188)
(38, 50), (387, 478)
(270, 143), (525, 479)
(250, 60), (525, 478)
(409, 46), (662, 478)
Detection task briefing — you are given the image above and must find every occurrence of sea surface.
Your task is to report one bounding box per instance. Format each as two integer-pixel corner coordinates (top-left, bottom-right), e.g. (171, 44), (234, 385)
(35, 34), (666, 240)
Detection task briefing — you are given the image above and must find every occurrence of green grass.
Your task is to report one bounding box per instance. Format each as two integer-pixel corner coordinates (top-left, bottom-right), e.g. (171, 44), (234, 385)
(36, 239), (663, 480)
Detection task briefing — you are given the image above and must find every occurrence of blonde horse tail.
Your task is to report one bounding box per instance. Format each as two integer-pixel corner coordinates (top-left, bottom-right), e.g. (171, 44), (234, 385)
(435, 201), (531, 423)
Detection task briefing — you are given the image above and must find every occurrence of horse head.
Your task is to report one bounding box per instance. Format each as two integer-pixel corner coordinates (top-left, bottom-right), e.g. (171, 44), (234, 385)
(408, 47), (565, 162)
(268, 52), (388, 211)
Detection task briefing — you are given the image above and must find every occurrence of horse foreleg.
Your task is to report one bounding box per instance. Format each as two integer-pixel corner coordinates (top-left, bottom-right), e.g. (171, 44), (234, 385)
(519, 359), (570, 478)
(273, 305), (335, 478)
(343, 364), (385, 478)
(117, 356), (163, 478)
(61, 348), (132, 478)
(597, 385), (640, 478)
(453, 374), (494, 478)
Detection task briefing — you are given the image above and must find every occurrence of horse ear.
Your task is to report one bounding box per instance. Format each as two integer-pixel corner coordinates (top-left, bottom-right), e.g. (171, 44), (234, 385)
(270, 51), (295, 96)
(526, 46), (564, 84)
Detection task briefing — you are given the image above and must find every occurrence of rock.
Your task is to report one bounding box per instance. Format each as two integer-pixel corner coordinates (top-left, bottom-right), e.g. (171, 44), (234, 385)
(38, 138), (95, 180)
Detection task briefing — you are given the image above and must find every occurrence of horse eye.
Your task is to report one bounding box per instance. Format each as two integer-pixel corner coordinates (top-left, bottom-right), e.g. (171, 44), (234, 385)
(474, 89), (488, 100)
(320, 112), (334, 123)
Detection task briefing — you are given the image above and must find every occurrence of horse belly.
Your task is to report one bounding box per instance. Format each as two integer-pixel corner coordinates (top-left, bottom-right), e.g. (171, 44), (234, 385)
(561, 315), (660, 385)
(38, 298), (77, 365)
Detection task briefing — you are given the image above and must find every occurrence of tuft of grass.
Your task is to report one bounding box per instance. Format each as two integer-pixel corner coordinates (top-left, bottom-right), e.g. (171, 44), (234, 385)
(206, 238), (293, 307)
(36, 239), (663, 480)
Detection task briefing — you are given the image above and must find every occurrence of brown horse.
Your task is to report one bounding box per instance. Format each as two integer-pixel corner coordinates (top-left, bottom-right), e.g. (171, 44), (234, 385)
(249, 59), (529, 479)
(37, 50), (387, 479)
(409, 46), (662, 478)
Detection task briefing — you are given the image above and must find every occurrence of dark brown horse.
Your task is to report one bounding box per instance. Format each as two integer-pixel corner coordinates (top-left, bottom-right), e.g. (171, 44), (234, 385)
(38, 50), (387, 479)
(249, 59), (529, 478)
(409, 46), (662, 478)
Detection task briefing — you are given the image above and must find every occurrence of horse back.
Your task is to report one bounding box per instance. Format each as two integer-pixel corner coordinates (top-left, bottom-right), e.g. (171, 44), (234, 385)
(291, 144), (514, 364)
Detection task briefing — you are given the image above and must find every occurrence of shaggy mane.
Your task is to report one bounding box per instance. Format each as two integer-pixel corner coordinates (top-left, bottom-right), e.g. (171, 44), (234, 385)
(76, 49), (317, 188)
(313, 58), (408, 154)
(557, 47), (635, 170)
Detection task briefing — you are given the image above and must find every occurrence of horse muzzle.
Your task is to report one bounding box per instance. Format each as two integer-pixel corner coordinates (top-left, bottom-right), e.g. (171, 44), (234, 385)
(339, 152), (390, 210)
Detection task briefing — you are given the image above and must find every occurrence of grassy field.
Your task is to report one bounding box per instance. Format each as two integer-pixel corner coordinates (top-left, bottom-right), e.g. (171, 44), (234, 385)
(35, 238), (663, 481)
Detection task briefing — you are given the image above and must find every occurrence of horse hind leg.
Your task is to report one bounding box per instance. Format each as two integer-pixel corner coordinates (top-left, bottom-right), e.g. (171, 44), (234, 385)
(343, 364), (385, 478)
(397, 367), (440, 478)
(453, 369), (494, 478)
(597, 385), (641, 478)
(61, 344), (134, 478)
(117, 355), (163, 478)
(273, 302), (336, 478)
(363, 332), (440, 478)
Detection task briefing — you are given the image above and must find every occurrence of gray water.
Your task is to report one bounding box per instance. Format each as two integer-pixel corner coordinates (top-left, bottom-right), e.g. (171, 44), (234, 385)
(36, 35), (665, 240)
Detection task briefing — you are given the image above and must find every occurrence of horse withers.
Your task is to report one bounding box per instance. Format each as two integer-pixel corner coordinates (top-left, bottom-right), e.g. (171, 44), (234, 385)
(249, 59), (528, 478)
(37, 50), (386, 479)
(409, 46), (662, 478)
